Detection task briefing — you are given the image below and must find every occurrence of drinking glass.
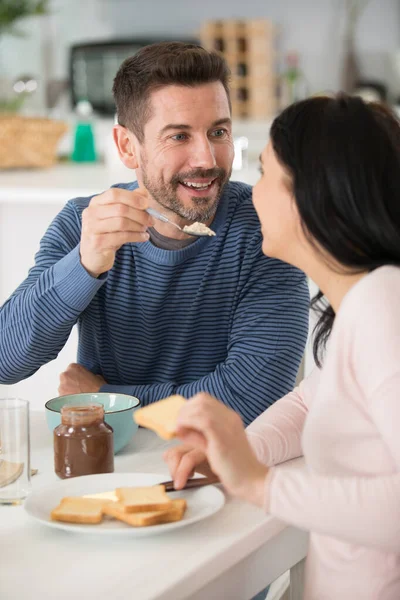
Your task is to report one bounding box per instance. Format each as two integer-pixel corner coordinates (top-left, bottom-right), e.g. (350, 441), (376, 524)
(0, 398), (31, 504)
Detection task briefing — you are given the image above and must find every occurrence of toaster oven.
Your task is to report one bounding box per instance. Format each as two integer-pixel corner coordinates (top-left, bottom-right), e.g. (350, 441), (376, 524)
(69, 38), (199, 115)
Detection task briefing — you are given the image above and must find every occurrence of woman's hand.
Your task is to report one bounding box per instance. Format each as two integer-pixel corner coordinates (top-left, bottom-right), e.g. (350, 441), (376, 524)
(163, 445), (217, 490)
(175, 393), (268, 507)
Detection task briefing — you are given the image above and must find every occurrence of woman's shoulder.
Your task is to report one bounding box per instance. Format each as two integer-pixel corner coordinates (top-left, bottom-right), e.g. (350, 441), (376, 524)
(341, 265), (400, 320)
(338, 266), (400, 393)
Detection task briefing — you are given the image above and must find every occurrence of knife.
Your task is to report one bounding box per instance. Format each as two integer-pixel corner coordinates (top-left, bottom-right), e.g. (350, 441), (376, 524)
(83, 476), (221, 503)
(158, 475), (219, 492)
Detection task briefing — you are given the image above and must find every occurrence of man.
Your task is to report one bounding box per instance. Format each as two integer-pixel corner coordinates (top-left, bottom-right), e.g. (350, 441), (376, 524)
(0, 42), (309, 427)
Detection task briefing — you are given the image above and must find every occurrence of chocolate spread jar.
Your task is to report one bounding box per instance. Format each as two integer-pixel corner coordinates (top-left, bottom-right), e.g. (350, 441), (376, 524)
(54, 403), (114, 479)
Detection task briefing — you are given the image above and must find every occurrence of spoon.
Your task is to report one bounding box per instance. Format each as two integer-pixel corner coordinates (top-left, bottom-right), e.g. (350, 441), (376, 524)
(146, 207), (216, 237)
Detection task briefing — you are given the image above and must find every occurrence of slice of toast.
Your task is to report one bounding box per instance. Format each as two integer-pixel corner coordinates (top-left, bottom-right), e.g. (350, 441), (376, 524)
(50, 496), (113, 524)
(103, 498), (187, 527)
(115, 485), (172, 513)
(133, 394), (187, 440)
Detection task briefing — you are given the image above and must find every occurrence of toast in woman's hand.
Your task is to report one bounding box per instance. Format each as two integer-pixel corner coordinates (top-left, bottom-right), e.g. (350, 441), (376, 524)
(50, 496), (113, 524)
(133, 394), (187, 440)
(115, 484), (172, 513)
(103, 498), (187, 527)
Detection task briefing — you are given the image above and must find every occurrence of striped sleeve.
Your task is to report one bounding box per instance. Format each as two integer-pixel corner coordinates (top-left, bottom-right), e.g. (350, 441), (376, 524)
(0, 201), (104, 383)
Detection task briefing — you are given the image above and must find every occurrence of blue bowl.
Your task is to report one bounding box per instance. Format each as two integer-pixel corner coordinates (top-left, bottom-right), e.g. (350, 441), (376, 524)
(45, 392), (141, 454)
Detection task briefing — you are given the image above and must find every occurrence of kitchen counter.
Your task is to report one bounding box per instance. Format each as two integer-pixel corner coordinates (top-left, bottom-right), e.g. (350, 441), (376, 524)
(0, 162), (131, 203)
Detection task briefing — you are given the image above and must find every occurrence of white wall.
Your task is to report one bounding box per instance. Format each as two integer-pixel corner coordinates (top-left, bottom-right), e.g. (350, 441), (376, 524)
(1, 0), (400, 111)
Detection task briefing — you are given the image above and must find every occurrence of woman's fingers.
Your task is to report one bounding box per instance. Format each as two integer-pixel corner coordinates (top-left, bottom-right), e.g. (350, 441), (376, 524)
(163, 445), (209, 489)
(175, 427), (207, 452)
(174, 443), (208, 489)
(175, 393), (265, 499)
(163, 446), (187, 479)
(177, 393), (241, 445)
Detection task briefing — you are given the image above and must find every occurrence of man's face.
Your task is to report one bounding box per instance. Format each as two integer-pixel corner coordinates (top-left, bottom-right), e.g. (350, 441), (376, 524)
(136, 82), (234, 223)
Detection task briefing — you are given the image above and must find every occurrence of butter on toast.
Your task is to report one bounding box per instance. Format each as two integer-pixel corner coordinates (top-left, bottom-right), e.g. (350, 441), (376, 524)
(115, 484), (173, 513)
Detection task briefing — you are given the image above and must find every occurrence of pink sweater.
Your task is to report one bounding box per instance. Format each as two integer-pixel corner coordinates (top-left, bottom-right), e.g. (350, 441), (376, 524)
(246, 266), (400, 600)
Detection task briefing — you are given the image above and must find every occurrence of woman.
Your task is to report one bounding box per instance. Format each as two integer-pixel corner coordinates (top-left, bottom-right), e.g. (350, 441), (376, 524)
(164, 94), (400, 600)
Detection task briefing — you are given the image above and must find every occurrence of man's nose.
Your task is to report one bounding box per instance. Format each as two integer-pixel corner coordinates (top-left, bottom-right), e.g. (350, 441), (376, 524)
(188, 137), (216, 169)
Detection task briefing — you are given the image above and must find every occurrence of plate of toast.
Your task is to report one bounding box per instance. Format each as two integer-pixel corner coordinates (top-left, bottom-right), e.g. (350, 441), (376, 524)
(24, 472), (225, 536)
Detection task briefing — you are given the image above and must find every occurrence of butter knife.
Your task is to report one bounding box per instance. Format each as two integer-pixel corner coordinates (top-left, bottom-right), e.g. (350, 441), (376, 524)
(158, 475), (219, 492)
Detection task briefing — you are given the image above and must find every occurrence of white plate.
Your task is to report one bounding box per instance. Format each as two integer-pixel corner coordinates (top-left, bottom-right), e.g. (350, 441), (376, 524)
(24, 472), (225, 536)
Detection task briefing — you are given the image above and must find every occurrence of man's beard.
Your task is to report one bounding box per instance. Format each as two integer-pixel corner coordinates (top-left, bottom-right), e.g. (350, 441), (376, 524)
(141, 158), (230, 223)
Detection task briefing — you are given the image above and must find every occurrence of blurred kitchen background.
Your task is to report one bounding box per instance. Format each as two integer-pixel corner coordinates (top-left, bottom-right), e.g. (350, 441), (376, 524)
(2, 0), (400, 167)
(0, 0), (399, 406)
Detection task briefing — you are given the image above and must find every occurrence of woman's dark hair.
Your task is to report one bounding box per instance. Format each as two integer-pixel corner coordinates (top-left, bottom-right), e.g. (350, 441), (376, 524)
(112, 41), (231, 143)
(269, 93), (400, 366)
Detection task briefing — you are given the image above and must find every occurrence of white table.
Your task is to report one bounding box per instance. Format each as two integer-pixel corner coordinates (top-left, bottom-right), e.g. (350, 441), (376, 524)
(0, 411), (308, 600)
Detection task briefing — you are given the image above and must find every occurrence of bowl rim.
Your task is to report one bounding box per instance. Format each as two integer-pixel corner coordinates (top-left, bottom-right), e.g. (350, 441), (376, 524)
(45, 392), (141, 415)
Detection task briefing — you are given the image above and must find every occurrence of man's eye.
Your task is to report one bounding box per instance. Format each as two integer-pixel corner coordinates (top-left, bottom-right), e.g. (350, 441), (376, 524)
(172, 133), (188, 141)
(258, 165), (264, 175)
(211, 129), (227, 138)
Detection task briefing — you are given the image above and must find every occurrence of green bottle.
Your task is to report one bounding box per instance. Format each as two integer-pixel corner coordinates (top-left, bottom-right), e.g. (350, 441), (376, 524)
(71, 100), (97, 162)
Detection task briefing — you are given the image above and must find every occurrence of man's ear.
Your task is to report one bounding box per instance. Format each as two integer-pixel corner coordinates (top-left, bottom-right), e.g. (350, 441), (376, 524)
(113, 124), (139, 169)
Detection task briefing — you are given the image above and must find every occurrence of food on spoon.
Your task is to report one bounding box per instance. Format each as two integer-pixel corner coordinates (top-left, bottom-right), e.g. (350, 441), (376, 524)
(133, 394), (187, 440)
(183, 222), (216, 236)
(102, 498), (187, 527)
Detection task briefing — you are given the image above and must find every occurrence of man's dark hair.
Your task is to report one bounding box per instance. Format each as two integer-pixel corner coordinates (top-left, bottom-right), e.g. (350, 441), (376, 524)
(112, 41), (231, 142)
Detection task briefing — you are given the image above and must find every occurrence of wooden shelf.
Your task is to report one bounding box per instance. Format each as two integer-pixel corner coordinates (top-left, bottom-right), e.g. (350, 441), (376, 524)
(201, 18), (278, 119)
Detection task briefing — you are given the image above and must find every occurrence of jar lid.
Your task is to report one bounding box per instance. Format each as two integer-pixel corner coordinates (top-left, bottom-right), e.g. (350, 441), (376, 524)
(61, 402), (104, 426)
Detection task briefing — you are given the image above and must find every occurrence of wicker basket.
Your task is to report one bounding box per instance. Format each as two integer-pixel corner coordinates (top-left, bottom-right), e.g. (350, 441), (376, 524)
(0, 115), (68, 169)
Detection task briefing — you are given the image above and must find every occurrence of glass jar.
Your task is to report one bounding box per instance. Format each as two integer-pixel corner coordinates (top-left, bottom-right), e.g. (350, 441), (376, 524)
(54, 403), (114, 479)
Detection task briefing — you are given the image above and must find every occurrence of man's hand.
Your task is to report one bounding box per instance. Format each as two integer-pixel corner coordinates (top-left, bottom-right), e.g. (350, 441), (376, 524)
(58, 363), (106, 396)
(80, 187), (154, 278)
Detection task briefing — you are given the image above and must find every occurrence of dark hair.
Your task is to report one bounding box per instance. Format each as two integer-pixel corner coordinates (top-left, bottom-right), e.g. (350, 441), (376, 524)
(269, 93), (400, 366)
(112, 41), (231, 142)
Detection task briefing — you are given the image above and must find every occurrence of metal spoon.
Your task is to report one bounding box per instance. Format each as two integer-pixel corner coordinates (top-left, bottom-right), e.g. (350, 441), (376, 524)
(146, 207), (215, 237)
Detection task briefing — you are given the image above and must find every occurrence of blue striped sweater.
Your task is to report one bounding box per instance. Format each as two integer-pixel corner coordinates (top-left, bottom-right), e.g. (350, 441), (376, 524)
(0, 181), (309, 426)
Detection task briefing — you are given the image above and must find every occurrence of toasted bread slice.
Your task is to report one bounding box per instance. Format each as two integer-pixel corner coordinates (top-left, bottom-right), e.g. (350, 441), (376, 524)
(115, 484), (172, 513)
(133, 394), (186, 440)
(50, 496), (113, 524)
(103, 498), (187, 527)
